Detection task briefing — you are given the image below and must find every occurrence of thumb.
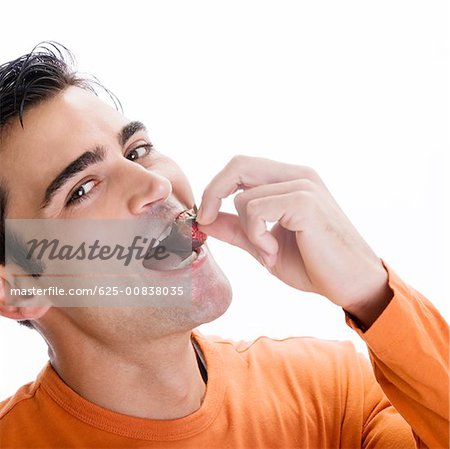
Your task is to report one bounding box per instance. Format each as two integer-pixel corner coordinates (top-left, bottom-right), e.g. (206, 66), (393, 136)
(198, 212), (262, 260)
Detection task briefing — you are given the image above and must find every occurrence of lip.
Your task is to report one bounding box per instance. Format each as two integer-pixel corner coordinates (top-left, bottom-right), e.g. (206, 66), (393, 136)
(163, 205), (196, 224)
(192, 245), (207, 268)
(142, 245), (207, 277)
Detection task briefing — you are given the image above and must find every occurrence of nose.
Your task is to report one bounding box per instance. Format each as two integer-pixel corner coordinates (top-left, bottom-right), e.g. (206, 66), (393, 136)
(124, 165), (173, 216)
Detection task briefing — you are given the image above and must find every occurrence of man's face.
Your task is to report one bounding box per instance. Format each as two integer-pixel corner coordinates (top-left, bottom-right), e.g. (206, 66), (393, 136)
(1, 86), (232, 341)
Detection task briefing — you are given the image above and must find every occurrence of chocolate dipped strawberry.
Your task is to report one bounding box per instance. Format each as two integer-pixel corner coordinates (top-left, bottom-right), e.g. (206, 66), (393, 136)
(175, 207), (207, 251)
(142, 208), (207, 271)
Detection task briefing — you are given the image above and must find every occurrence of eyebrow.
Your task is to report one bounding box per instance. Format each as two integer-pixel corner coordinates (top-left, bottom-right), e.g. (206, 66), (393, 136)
(41, 121), (148, 209)
(119, 121), (147, 147)
(41, 146), (105, 209)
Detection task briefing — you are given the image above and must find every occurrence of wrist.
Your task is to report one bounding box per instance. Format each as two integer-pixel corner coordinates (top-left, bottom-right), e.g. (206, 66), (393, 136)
(343, 264), (394, 331)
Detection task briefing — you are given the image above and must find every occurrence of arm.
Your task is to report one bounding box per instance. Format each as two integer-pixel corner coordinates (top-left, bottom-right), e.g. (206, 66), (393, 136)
(356, 351), (418, 448)
(345, 260), (449, 448)
(197, 155), (449, 447)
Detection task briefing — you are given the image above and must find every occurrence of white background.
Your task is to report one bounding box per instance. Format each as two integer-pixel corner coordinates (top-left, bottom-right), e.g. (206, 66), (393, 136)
(0, 1), (448, 400)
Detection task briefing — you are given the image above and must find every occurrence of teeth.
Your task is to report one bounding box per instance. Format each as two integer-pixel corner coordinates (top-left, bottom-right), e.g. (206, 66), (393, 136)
(151, 225), (173, 249)
(151, 239), (161, 250)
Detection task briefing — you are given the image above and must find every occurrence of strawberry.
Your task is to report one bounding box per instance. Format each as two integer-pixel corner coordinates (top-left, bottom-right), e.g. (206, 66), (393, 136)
(191, 221), (207, 250)
(175, 207), (207, 250)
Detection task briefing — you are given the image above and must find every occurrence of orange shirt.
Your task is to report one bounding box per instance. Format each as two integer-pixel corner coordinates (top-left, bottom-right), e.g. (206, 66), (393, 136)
(1, 261), (448, 448)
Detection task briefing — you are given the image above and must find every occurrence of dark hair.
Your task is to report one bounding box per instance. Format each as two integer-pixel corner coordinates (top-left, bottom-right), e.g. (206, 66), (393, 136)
(0, 42), (120, 330)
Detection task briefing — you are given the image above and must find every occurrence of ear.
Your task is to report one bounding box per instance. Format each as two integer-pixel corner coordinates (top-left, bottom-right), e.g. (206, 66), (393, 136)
(0, 266), (51, 321)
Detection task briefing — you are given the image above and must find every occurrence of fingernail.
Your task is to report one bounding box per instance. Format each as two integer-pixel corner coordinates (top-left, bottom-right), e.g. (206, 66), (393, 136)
(257, 254), (267, 268)
(196, 206), (205, 224)
(262, 252), (275, 268)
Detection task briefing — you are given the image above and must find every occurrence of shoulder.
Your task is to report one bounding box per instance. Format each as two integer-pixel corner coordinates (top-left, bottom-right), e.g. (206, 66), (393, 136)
(196, 331), (373, 413)
(0, 379), (40, 421)
(0, 364), (48, 425)
(196, 330), (365, 380)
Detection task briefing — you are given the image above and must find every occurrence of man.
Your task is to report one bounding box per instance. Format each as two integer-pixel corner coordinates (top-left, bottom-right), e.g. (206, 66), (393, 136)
(0, 43), (448, 448)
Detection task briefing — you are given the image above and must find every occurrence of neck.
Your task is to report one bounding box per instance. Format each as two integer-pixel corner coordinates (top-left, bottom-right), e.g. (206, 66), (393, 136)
(47, 330), (206, 420)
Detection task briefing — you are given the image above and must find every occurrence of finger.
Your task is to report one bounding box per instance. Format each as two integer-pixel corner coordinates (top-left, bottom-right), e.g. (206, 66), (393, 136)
(243, 190), (310, 259)
(197, 155), (317, 225)
(233, 178), (316, 236)
(197, 212), (263, 261)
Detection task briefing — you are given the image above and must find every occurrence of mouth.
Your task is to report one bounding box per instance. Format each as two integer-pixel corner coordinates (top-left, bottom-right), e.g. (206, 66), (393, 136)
(142, 207), (208, 271)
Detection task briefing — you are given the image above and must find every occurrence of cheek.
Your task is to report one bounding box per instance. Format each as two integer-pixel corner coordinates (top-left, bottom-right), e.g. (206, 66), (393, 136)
(173, 174), (195, 207)
(160, 158), (195, 206)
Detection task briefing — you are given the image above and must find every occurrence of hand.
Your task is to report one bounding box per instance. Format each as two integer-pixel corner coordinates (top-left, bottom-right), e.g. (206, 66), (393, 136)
(197, 155), (392, 313)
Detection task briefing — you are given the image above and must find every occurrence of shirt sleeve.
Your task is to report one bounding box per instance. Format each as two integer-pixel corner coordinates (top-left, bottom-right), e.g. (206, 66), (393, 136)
(343, 259), (449, 449)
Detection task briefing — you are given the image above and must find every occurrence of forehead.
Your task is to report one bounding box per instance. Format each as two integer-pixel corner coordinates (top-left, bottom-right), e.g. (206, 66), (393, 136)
(0, 87), (127, 217)
(4, 86), (125, 155)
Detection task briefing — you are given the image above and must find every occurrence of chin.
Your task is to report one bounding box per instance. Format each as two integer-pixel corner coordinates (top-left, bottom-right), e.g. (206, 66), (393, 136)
(191, 245), (232, 321)
(193, 280), (233, 327)
(164, 245), (233, 332)
(102, 246), (233, 338)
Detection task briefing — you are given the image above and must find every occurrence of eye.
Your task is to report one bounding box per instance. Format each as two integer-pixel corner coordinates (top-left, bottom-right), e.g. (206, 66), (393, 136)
(126, 144), (153, 161)
(66, 180), (96, 207)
